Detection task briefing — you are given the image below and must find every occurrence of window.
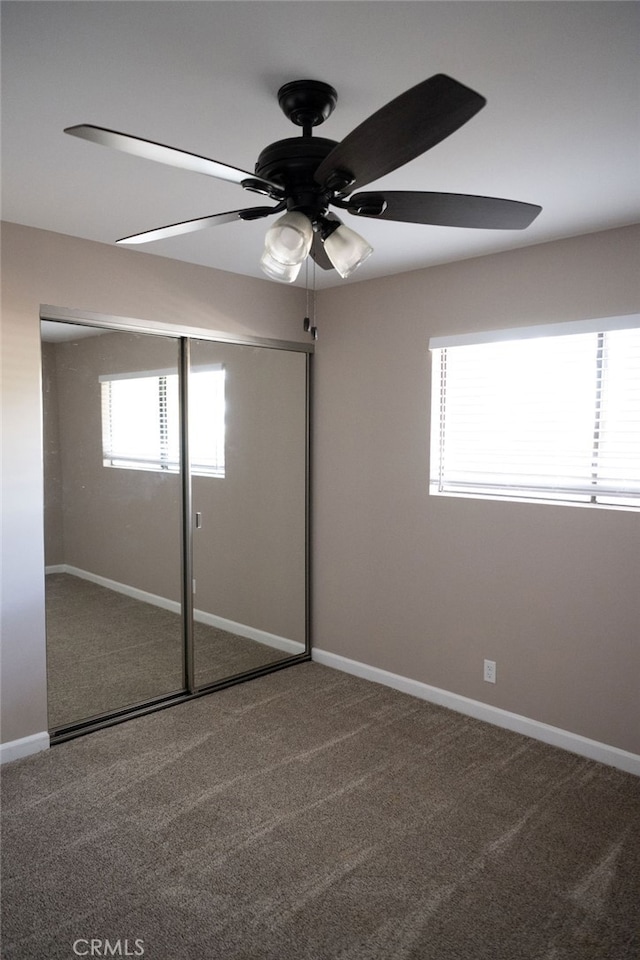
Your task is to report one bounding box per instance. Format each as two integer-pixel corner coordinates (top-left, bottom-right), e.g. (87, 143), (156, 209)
(429, 316), (640, 510)
(101, 366), (225, 477)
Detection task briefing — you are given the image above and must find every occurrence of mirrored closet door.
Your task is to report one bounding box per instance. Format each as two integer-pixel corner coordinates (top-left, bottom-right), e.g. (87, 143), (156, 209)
(42, 323), (185, 728)
(191, 339), (308, 687)
(41, 316), (311, 737)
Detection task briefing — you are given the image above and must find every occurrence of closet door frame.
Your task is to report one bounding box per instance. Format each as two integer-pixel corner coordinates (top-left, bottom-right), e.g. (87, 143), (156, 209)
(41, 305), (313, 744)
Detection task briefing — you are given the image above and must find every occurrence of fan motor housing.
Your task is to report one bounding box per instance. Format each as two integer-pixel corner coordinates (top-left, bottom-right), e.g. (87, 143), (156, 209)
(255, 137), (337, 185)
(255, 137), (338, 214)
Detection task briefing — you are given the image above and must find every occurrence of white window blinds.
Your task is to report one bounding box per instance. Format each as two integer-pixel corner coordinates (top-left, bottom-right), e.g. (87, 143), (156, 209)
(429, 317), (640, 509)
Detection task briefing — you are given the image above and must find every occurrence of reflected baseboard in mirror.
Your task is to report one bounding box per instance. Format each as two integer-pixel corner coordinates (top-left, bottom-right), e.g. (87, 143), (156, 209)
(46, 571), (300, 728)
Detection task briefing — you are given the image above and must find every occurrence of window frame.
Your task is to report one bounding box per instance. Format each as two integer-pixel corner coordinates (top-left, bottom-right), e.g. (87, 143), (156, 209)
(428, 315), (640, 512)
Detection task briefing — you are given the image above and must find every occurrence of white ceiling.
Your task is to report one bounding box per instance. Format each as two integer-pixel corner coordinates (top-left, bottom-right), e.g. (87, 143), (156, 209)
(2, 1), (638, 289)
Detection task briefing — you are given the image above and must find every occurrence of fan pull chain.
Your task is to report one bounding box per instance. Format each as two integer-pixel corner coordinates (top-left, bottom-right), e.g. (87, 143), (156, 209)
(311, 258), (318, 340)
(303, 255), (318, 340)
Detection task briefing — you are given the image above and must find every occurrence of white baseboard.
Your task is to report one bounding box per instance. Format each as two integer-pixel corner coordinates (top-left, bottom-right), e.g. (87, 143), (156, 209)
(0, 731), (50, 765)
(47, 565), (304, 656)
(47, 564), (180, 613)
(193, 608), (304, 656)
(312, 649), (640, 777)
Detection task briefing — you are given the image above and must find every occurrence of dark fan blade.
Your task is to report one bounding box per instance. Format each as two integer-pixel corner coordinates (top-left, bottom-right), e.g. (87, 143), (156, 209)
(347, 191), (542, 229)
(314, 75), (486, 193)
(65, 124), (280, 193)
(116, 207), (278, 245)
(309, 234), (334, 271)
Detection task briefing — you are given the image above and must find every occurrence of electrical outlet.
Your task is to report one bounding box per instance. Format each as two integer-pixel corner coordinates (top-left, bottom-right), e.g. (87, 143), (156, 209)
(484, 659), (497, 684)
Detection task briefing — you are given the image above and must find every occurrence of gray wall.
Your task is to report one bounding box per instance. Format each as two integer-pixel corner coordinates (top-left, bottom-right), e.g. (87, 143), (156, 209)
(2, 219), (639, 758)
(1, 222), (306, 744)
(313, 224), (640, 755)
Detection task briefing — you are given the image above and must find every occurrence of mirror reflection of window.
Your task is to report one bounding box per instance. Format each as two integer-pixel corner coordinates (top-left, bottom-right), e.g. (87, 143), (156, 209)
(189, 365), (226, 478)
(101, 366), (225, 477)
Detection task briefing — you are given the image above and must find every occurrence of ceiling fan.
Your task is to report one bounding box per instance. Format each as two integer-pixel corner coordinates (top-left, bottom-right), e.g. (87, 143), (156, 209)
(64, 75), (542, 282)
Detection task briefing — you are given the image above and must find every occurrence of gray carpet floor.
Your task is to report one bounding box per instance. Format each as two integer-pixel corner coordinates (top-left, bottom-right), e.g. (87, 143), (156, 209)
(2, 662), (639, 960)
(45, 572), (290, 727)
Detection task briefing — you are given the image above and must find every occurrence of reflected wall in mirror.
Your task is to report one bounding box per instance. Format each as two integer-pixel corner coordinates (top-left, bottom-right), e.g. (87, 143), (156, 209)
(191, 341), (308, 687)
(42, 321), (184, 727)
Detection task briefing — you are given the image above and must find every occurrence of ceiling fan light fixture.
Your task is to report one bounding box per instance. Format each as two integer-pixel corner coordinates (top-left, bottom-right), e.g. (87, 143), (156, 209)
(64, 76), (541, 280)
(323, 222), (373, 279)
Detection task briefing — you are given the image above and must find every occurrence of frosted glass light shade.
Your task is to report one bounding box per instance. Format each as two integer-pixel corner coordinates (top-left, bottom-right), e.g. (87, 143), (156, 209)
(323, 224), (373, 278)
(259, 249), (302, 283)
(264, 212), (313, 264)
